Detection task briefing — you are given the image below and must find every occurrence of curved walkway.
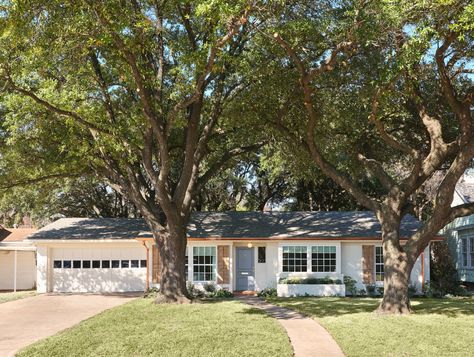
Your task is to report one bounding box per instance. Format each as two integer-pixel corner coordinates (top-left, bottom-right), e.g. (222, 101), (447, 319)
(238, 296), (345, 357)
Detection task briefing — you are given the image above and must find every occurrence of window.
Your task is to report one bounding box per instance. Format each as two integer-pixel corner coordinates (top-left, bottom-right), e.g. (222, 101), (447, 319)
(73, 260), (81, 269)
(131, 260), (139, 268)
(140, 260), (147, 268)
(63, 260), (72, 269)
(121, 260), (130, 268)
(185, 249), (189, 281)
(53, 260), (62, 269)
(459, 230), (474, 268)
(82, 260), (91, 269)
(102, 260), (110, 268)
(311, 246), (336, 272)
(92, 260), (100, 268)
(258, 247), (266, 263)
(111, 260), (120, 268)
(375, 246), (384, 282)
(282, 246), (307, 272)
(193, 247), (216, 281)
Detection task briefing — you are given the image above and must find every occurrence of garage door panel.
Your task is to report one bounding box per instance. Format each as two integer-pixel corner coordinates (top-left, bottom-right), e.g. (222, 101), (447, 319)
(52, 246), (146, 293)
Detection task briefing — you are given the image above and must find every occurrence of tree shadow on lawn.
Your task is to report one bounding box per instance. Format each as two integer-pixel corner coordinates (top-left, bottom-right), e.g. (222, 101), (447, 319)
(412, 297), (474, 317)
(267, 296), (474, 318)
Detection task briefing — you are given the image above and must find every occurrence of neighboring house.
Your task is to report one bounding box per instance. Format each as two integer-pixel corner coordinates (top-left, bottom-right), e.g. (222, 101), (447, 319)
(27, 211), (438, 295)
(442, 171), (474, 283)
(0, 227), (37, 291)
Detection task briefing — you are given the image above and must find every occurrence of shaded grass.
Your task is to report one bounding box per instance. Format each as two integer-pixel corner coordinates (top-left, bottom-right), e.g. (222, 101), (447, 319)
(0, 290), (36, 304)
(268, 296), (474, 357)
(18, 298), (292, 357)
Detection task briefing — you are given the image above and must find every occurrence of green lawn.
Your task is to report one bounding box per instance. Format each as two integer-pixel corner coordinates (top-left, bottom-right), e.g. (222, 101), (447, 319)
(268, 296), (474, 357)
(18, 298), (292, 357)
(0, 290), (36, 304)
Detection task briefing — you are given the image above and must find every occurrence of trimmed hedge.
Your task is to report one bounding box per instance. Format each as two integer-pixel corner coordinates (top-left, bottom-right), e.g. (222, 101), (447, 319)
(278, 277), (343, 285)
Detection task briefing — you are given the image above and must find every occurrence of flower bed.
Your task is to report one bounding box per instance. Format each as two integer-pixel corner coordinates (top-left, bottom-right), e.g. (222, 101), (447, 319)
(277, 277), (345, 297)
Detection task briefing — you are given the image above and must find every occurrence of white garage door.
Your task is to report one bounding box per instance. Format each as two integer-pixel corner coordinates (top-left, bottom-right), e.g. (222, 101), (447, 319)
(51, 246), (146, 293)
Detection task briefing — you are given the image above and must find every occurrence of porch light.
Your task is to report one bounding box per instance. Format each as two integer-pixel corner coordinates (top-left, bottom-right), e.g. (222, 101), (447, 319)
(247, 242), (253, 248)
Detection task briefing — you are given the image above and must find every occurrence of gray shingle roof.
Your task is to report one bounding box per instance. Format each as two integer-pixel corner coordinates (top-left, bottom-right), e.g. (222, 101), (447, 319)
(28, 211), (422, 240)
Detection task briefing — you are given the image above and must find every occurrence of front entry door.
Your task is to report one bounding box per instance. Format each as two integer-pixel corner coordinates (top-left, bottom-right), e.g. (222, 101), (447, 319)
(236, 247), (255, 291)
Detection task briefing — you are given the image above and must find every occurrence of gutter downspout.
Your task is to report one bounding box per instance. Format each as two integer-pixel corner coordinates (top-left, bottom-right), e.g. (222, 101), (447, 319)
(141, 241), (150, 292)
(14, 250), (17, 293)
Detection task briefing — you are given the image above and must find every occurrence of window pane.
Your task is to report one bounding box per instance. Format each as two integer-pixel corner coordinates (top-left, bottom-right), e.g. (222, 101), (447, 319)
(121, 260), (130, 268)
(92, 260), (100, 268)
(73, 260), (81, 269)
(102, 260), (110, 268)
(63, 260), (71, 269)
(82, 260), (91, 269)
(131, 260), (139, 268)
(258, 247), (266, 263)
(140, 260), (147, 268)
(111, 260), (120, 268)
(53, 260), (62, 269)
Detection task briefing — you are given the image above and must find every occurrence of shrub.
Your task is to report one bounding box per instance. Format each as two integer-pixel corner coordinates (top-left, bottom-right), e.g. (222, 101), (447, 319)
(212, 288), (233, 298)
(365, 284), (377, 296)
(377, 286), (384, 296)
(408, 283), (418, 298)
(257, 287), (277, 298)
(343, 276), (358, 295)
(431, 241), (462, 295)
(278, 277), (343, 285)
(203, 283), (217, 293)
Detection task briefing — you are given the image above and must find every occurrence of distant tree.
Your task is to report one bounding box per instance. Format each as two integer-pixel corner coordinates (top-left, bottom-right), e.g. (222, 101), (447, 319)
(0, 178), (139, 228)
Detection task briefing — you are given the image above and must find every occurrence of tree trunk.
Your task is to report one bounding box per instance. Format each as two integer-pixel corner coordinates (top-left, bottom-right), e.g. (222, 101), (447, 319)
(377, 216), (414, 314)
(154, 224), (192, 304)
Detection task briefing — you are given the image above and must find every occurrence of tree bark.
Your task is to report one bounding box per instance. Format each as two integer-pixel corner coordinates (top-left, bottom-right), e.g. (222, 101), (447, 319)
(377, 214), (414, 314)
(154, 223), (192, 304)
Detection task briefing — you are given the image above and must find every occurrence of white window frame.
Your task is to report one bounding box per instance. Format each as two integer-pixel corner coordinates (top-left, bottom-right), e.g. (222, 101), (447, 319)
(279, 243), (340, 275)
(375, 246), (384, 282)
(311, 246), (337, 273)
(191, 246), (217, 282)
(459, 230), (474, 268)
(282, 246), (308, 272)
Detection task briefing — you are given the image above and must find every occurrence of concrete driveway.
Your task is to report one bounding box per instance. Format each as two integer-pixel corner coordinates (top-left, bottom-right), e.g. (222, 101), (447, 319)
(0, 293), (138, 356)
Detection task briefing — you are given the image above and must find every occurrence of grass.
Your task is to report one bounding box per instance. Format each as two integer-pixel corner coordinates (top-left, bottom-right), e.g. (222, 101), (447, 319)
(0, 290), (36, 304)
(18, 298), (293, 357)
(268, 296), (474, 357)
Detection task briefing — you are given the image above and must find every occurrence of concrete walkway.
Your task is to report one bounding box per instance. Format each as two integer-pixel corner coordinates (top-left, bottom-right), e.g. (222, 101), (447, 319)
(238, 296), (345, 357)
(0, 293), (138, 357)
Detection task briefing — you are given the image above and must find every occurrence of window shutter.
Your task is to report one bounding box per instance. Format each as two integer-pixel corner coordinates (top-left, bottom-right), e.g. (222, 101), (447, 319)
(362, 245), (374, 284)
(217, 245), (230, 284)
(152, 244), (160, 283)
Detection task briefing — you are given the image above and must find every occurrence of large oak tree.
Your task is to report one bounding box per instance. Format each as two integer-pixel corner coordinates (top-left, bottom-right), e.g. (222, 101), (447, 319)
(260, 0), (474, 313)
(0, 0), (263, 302)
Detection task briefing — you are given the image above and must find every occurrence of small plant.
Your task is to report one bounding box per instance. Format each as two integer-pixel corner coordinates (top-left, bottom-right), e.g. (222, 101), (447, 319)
(257, 287), (277, 298)
(143, 287), (160, 298)
(357, 288), (367, 296)
(278, 277), (343, 285)
(365, 284), (377, 296)
(408, 283), (418, 298)
(187, 283), (204, 298)
(377, 286), (384, 296)
(212, 288), (233, 298)
(343, 276), (358, 296)
(203, 283), (217, 293)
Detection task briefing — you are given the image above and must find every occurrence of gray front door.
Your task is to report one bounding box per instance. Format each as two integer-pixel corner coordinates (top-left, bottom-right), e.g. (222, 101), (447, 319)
(236, 247), (255, 291)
